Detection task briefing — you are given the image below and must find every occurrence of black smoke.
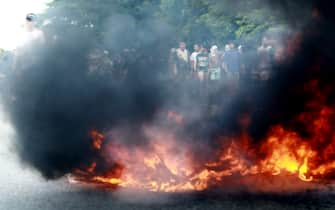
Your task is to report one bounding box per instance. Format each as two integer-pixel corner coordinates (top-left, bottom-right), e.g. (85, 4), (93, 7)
(5, 14), (173, 179)
(217, 0), (335, 141)
(4, 0), (335, 181)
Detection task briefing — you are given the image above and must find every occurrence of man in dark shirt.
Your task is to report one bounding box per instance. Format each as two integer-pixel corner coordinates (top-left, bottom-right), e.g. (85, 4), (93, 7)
(224, 42), (241, 81)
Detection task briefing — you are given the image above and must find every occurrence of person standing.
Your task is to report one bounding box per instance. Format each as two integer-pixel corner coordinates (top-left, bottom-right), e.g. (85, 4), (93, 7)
(190, 44), (200, 72)
(196, 46), (209, 82)
(175, 41), (189, 80)
(257, 36), (274, 80)
(195, 46), (210, 97)
(13, 13), (45, 72)
(224, 42), (241, 83)
(208, 45), (223, 112)
(209, 45), (221, 81)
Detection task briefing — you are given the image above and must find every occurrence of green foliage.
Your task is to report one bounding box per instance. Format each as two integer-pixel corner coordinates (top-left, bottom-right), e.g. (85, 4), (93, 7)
(158, 0), (282, 45)
(46, 0), (288, 46)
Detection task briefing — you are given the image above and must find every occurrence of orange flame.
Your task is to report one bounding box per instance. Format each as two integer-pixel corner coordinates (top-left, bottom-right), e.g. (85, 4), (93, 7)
(71, 84), (335, 192)
(71, 120), (335, 192)
(90, 129), (104, 150)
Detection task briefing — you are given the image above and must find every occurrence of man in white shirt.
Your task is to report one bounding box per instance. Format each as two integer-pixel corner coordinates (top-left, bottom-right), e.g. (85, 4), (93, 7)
(190, 44), (200, 72)
(18, 13), (45, 48)
(13, 13), (45, 71)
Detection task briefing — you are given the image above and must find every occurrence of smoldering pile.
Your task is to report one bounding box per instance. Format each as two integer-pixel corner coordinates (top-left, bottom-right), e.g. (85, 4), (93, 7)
(3, 0), (335, 192)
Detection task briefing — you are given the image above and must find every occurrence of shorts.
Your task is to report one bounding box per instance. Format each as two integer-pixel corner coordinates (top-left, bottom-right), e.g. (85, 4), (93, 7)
(209, 68), (221, 80)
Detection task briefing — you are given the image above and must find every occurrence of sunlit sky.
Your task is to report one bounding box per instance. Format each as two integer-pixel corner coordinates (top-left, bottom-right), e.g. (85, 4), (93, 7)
(0, 0), (51, 50)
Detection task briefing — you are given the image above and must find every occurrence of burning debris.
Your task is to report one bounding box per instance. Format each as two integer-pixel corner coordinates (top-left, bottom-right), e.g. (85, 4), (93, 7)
(67, 3), (335, 192)
(70, 98), (335, 192)
(3, 0), (335, 194)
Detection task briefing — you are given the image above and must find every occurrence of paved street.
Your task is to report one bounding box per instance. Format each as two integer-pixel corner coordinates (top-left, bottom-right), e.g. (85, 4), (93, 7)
(0, 107), (335, 210)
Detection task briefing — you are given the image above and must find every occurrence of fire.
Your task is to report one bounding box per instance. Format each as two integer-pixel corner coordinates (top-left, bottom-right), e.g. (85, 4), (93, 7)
(71, 123), (335, 192)
(71, 81), (335, 192)
(258, 129), (315, 181)
(90, 129), (104, 150)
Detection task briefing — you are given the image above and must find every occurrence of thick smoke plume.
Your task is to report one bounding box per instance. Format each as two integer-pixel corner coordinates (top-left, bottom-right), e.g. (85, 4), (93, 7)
(234, 0), (335, 139)
(5, 14), (173, 178)
(4, 0), (335, 184)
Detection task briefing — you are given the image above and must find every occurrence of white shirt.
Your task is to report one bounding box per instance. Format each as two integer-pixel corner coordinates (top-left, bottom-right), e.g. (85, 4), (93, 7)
(190, 52), (199, 70)
(190, 52), (198, 62)
(17, 28), (45, 49)
(13, 28), (45, 69)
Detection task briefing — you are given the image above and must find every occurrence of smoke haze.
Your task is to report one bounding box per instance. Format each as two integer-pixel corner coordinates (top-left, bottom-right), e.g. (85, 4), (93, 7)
(3, 0), (335, 185)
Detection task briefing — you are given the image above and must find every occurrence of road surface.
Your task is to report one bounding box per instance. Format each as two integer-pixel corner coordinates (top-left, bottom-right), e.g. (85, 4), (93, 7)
(0, 107), (334, 210)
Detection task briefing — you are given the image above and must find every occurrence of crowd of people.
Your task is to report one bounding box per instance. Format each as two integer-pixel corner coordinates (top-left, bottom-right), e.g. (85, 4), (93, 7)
(169, 37), (280, 92)
(0, 13), (283, 101)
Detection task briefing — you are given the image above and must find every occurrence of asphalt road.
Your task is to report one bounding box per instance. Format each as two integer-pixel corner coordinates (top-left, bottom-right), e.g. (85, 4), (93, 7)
(0, 107), (335, 210)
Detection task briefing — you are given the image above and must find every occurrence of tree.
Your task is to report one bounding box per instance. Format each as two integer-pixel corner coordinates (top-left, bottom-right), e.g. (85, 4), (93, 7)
(43, 0), (311, 47)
